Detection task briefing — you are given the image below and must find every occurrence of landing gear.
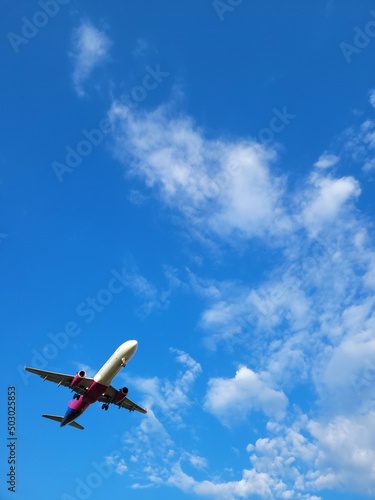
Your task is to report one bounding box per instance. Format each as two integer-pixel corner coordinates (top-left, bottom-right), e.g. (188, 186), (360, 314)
(101, 403), (109, 411)
(73, 393), (80, 400)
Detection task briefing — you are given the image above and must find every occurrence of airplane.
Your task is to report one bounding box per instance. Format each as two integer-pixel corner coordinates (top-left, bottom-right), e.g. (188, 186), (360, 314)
(24, 340), (147, 430)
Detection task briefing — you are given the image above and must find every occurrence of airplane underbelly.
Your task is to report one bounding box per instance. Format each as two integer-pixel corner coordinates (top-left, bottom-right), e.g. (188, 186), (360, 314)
(94, 357), (123, 385)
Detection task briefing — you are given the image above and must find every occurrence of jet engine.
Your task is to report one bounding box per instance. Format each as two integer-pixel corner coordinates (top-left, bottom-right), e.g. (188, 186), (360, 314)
(71, 370), (86, 387)
(114, 387), (129, 404)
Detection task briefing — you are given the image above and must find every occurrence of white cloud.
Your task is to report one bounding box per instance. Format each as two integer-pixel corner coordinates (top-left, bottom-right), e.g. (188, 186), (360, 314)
(70, 20), (111, 97)
(204, 366), (288, 423)
(364, 255), (375, 288)
(314, 152), (339, 169)
(341, 118), (375, 173)
(119, 352), (206, 492)
(308, 96), (375, 174)
(114, 260), (171, 317)
(300, 173), (361, 236)
(107, 100), (373, 249)
(127, 348), (202, 424)
(174, 464), (275, 499)
(186, 453), (208, 470)
(363, 158), (375, 172)
(115, 459), (128, 475)
(197, 407), (371, 498)
(105, 454), (128, 475)
(315, 312), (375, 412)
(108, 102), (291, 240)
(243, 410), (375, 497)
(266, 335), (309, 387)
(167, 461), (312, 500)
(307, 412), (375, 494)
(369, 88), (375, 109)
(121, 408), (175, 487)
(198, 277), (311, 351)
(125, 270), (170, 317)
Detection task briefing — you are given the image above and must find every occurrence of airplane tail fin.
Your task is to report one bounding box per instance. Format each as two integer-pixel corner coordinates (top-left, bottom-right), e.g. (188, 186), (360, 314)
(42, 414), (84, 430)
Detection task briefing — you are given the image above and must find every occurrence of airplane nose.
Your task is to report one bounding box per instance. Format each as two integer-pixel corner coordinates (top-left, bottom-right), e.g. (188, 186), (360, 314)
(120, 340), (138, 361)
(129, 340), (138, 352)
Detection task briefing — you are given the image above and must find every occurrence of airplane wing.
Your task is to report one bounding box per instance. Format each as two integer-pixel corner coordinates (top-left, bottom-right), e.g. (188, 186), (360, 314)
(98, 386), (147, 414)
(24, 367), (94, 395)
(25, 367), (147, 414)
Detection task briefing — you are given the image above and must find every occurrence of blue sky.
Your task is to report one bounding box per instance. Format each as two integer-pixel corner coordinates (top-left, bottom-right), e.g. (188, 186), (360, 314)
(1, 1), (375, 499)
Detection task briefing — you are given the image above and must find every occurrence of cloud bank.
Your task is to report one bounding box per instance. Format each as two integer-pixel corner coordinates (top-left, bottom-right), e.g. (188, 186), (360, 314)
(106, 95), (375, 498)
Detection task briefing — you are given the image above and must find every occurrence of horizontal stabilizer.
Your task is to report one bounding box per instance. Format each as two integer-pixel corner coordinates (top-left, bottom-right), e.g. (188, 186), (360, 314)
(68, 420), (84, 430)
(42, 414), (84, 430)
(42, 414), (64, 423)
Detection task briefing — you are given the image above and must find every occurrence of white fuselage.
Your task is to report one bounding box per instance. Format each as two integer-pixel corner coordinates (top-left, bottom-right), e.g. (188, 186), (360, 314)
(93, 340), (138, 386)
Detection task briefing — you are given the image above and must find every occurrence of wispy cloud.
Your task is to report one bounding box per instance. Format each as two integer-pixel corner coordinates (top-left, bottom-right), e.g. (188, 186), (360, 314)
(120, 349), (205, 489)
(70, 20), (111, 97)
(105, 455), (128, 475)
(369, 89), (375, 109)
(108, 101), (291, 242)
(331, 118), (375, 173)
(108, 100), (367, 248)
(314, 152), (340, 169)
(124, 270), (170, 318)
(127, 348), (202, 424)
